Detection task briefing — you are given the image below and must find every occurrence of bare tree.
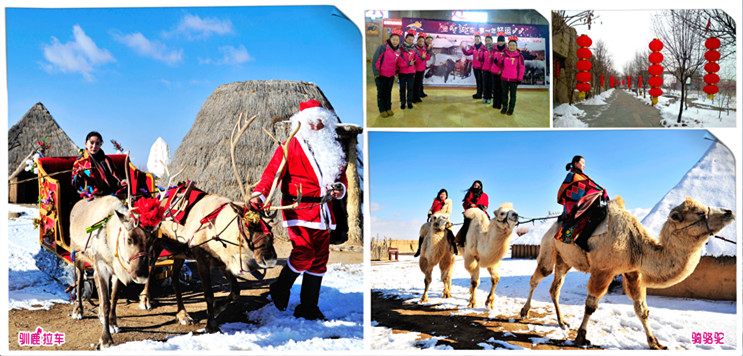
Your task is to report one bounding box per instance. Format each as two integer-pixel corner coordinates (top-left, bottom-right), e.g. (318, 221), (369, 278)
(592, 40), (615, 94)
(653, 10), (706, 123)
(552, 10), (599, 34)
(675, 9), (736, 61)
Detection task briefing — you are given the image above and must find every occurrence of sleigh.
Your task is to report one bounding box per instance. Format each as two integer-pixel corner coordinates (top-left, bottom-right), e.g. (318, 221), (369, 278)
(36, 154), (173, 279)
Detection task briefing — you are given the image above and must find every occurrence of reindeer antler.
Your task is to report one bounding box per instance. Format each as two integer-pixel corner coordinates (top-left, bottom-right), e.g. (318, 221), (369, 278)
(159, 160), (185, 202)
(262, 123), (301, 210)
(230, 112), (258, 202)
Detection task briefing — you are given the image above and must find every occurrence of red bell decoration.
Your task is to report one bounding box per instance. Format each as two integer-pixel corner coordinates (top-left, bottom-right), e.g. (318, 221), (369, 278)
(703, 37), (721, 99)
(600, 75), (604, 87)
(647, 38), (664, 105)
(575, 34), (593, 98)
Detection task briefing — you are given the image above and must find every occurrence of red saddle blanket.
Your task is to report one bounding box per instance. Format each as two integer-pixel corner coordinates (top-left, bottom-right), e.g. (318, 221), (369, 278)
(164, 184), (207, 225)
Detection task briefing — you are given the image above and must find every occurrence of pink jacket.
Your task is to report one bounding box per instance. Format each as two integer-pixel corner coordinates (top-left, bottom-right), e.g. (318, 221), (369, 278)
(461, 44), (486, 69)
(499, 49), (525, 82)
(414, 45), (428, 72)
(374, 44), (400, 77)
(480, 47), (495, 73)
(397, 48), (417, 74)
(491, 48), (506, 75)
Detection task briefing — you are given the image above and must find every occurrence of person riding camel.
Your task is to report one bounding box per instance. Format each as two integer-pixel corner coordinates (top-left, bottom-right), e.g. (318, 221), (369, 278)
(456, 180), (489, 247)
(555, 155), (609, 251)
(414, 189), (457, 257)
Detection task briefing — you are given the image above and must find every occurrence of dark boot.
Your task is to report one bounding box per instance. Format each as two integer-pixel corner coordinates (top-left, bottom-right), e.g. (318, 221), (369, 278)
(447, 229), (458, 255)
(500, 107), (507, 114)
(413, 235), (424, 257)
(269, 265), (300, 311)
(293, 274), (326, 321)
(456, 218), (471, 247)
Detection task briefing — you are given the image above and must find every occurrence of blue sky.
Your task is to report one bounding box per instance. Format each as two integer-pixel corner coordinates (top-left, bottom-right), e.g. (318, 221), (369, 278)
(6, 6), (361, 167)
(369, 130), (722, 240)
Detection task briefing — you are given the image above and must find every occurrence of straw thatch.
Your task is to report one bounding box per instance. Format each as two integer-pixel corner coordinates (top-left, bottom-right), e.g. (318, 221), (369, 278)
(169, 80), (363, 243)
(8, 102), (79, 173)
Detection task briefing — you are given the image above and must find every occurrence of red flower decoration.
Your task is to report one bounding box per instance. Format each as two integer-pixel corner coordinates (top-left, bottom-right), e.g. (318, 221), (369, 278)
(132, 197), (165, 228)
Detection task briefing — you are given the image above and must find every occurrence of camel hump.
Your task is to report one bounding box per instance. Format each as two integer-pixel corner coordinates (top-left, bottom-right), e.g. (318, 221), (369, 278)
(464, 207), (487, 220)
(611, 195), (625, 210)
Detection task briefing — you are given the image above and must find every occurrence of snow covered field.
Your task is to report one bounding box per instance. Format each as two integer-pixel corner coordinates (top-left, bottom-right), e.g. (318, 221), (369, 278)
(6, 204), (363, 351)
(371, 254), (737, 351)
(553, 103), (588, 127)
(625, 89), (736, 128)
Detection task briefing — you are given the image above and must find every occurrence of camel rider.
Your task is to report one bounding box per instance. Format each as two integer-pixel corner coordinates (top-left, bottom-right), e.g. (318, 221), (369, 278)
(456, 180), (489, 247)
(414, 189), (457, 257)
(555, 155), (609, 251)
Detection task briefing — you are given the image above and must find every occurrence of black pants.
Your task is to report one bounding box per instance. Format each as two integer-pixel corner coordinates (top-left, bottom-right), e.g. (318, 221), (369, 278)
(455, 217), (472, 246)
(412, 71), (424, 101)
(398, 73), (414, 106)
(473, 68), (483, 96)
(482, 71), (493, 100)
(375, 75), (395, 113)
(492, 74), (503, 108)
(501, 80), (518, 112)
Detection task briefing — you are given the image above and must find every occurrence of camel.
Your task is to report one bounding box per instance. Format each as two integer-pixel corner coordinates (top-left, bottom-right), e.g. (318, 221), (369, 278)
(69, 196), (161, 348)
(418, 212), (455, 302)
(462, 203), (519, 309)
(519, 196), (735, 350)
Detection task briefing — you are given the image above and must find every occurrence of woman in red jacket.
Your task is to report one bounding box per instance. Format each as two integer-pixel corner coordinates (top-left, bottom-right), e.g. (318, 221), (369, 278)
(456, 180), (489, 247)
(372, 29), (402, 118)
(397, 29), (419, 110)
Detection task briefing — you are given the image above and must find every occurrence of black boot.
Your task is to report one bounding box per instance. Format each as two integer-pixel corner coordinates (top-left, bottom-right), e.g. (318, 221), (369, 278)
(270, 265), (300, 311)
(293, 274), (326, 320)
(447, 229), (458, 255)
(413, 235), (424, 257)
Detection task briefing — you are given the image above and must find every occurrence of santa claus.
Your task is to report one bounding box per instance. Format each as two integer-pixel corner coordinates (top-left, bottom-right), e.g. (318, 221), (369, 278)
(250, 99), (347, 320)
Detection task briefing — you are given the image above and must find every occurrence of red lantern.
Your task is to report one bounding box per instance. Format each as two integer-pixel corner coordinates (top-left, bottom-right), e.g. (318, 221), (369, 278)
(600, 75), (604, 87)
(648, 64), (663, 76)
(703, 37), (721, 99)
(576, 72), (592, 83)
(627, 76), (631, 88)
(577, 34), (592, 48)
(649, 38), (664, 52)
(648, 76), (663, 87)
(576, 60), (592, 71)
(575, 34), (592, 98)
(648, 52), (664, 64)
(639, 75), (642, 89)
(610, 76), (615, 88)
(647, 38), (664, 105)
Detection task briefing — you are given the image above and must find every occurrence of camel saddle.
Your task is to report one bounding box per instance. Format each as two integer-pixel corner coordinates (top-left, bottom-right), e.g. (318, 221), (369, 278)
(163, 183), (207, 225)
(555, 191), (608, 251)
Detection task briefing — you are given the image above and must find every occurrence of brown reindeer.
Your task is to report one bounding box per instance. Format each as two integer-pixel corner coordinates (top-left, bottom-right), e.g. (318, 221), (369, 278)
(140, 113), (293, 333)
(69, 195), (161, 348)
(519, 196), (735, 349)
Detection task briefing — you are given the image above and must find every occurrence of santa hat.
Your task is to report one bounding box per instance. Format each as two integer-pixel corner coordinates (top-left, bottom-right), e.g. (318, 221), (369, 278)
(291, 100), (339, 133)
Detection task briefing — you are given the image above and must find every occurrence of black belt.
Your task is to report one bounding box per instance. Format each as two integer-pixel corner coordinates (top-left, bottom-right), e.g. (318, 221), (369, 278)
(283, 194), (324, 203)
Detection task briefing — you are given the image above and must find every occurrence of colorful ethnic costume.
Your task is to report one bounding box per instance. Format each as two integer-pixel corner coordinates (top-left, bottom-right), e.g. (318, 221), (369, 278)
(554, 168), (609, 251)
(71, 149), (125, 199)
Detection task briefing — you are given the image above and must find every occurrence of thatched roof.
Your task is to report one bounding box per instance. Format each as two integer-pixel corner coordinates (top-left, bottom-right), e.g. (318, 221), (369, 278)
(8, 102), (79, 173)
(170, 80), (347, 201)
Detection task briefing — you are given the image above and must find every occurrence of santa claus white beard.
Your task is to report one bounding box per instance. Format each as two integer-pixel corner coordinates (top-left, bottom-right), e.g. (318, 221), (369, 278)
(300, 127), (346, 188)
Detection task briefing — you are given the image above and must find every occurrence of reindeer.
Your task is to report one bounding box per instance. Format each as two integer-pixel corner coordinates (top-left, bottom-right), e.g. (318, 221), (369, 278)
(69, 195), (162, 348)
(140, 113), (291, 333)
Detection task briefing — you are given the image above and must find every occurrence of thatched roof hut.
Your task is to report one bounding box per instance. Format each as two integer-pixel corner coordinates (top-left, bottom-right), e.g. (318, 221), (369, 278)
(170, 80), (363, 244)
(8, 102), (78, 172)
(8, 102), (79, 203)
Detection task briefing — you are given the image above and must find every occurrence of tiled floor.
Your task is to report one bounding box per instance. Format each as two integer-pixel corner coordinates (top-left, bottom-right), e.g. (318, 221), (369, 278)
(367, 83), (550, 128)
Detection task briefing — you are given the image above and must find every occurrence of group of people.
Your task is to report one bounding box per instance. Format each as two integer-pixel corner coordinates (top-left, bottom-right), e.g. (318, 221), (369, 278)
(372, 29), (433, 117)
(461, 31), (525, 115)
(372, 29), (527, 118)
(415, 157), (608, 256)
(73, 100), (349, 321)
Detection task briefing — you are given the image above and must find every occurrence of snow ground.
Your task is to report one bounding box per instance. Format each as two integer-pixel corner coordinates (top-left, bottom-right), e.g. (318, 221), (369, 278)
(552, 103), (588, 128)
(624, 89), (736, 127)
(7, 204), (363, 351)
(371, 255), (736, 351)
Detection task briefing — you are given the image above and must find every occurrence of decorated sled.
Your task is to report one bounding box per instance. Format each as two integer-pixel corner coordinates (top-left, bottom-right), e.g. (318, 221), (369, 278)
(36, 154), (173, 278)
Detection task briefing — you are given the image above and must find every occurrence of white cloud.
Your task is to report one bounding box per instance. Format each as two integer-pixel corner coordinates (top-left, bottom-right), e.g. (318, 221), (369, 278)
(114, 32), (183, 66)
(199, 45), (253, 66)
(370, 202), (384, 212)
(167, 14), (234, 40)
(41, 25), (115, 81)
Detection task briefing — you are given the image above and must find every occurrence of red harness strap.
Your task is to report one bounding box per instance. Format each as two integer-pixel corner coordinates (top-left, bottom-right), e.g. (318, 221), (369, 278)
(199, 202), (230, 226)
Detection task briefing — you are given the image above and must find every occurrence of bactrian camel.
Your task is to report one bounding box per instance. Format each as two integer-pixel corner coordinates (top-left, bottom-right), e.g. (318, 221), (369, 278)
(519, 196), (735, 349)
(462, 203), (518, 309)
(418, 212), (455, 302)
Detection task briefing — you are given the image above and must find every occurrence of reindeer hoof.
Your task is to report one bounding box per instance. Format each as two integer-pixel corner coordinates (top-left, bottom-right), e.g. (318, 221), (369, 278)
(176, 310), (194, 325)
(575, 329), (590, 346)
(648, 336), (667, 350)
